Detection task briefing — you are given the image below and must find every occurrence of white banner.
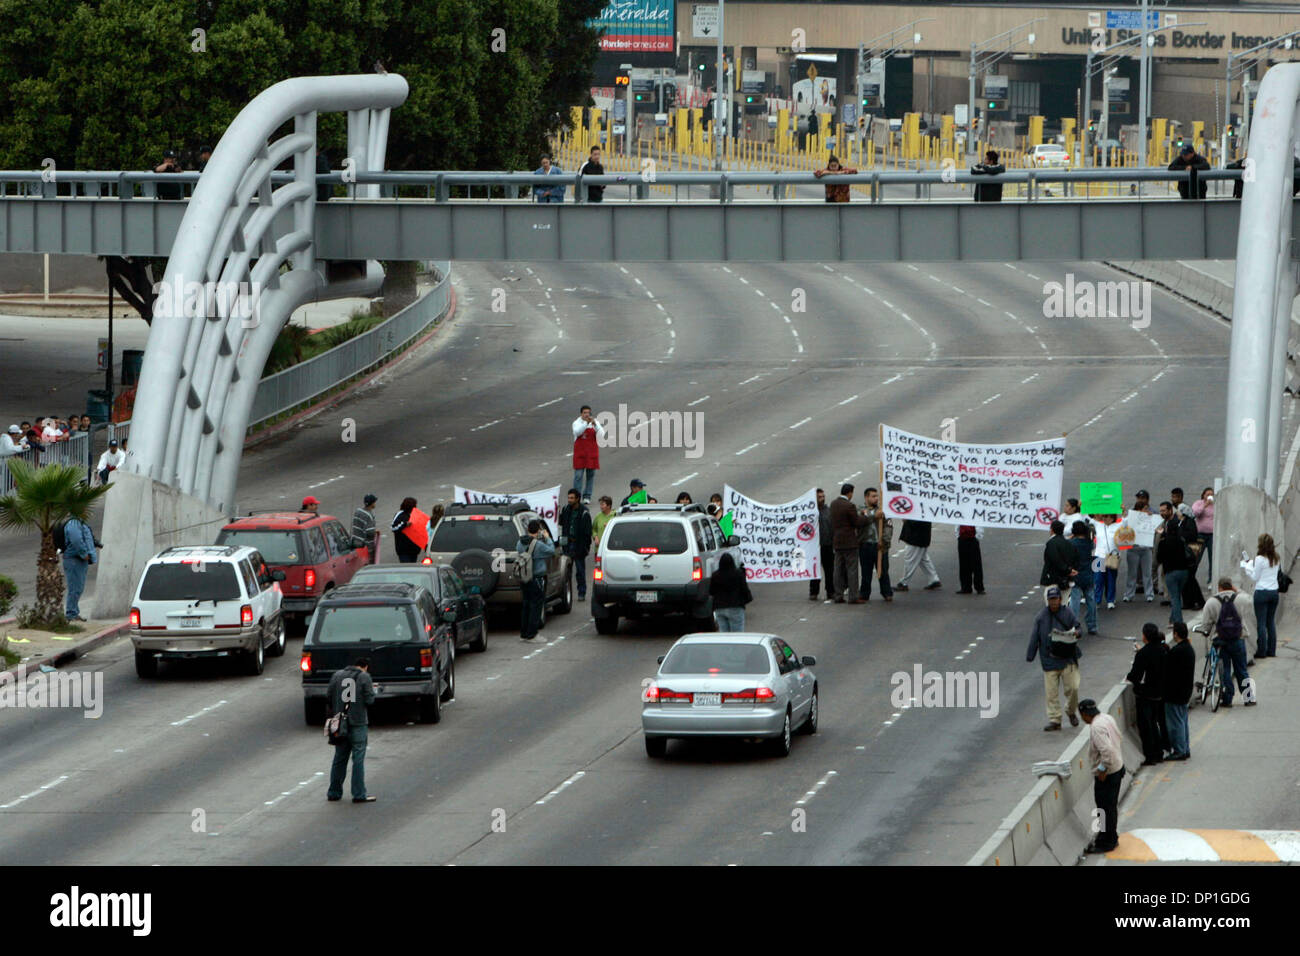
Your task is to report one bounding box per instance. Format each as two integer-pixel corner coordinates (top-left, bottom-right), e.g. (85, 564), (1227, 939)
(453, 485), (562, 536)
(879, 425), (1067, 529)
(723, 485), (819, 582)
(1119, 509), (1161, 548)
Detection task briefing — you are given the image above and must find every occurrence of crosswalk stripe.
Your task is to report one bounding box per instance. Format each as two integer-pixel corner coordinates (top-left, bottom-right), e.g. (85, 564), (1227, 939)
(1108, 829), (1300, 862)
(1189, 829), (1279, 863)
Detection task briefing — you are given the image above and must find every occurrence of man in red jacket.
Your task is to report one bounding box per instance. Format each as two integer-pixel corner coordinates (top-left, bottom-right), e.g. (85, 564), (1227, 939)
(572, 405), (606, 506)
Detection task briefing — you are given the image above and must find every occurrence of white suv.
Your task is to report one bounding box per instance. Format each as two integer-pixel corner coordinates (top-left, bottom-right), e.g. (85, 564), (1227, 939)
(591, 503), (741, 635)
(129, 545), (286, 678)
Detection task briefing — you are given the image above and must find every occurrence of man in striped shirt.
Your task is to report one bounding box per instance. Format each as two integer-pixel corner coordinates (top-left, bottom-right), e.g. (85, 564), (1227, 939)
(352, 494), (378, 562)
(1081, 698), (1125, 854)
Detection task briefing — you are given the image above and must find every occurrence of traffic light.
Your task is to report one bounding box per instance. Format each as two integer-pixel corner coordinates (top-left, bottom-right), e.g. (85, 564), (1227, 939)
(987, 100), (999, 111)
(1226, 124), (1236, 139)
(635, 92), (648, 102)
(745, 94), (756, 104)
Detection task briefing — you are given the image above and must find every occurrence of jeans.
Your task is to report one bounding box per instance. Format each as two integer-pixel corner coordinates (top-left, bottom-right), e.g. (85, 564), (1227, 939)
(898, 544), (939, 587)
(572, 468), (595, 500)
(1165, 569), (1188, 624)
(858, 541), (879, 598)
(328, 724), (369, 800)
(520, 577), (546, 639)
(1092, 767), (1124, 849)
(1135, 697), (1164, 763)
(811, 544), (836, 598)
(537, 194), (563, 203)
(714, 606), (745, 631)
(1218, 638), (1251, 704)
(1094, 566), (1117, 605)
(570, 553), (587, 597)
(957, 538), (984, 592)
(878, 552), (893, 597)
(1069, 579), (1098, 632)
(1253, 588), (1279, 656)
(1200, 533), (1213, 584)
(1124, 547), (1153, 600)
(63, 556), (89, 618)
(833, 549), (859, 599)
(1164, 702), (1189, 757)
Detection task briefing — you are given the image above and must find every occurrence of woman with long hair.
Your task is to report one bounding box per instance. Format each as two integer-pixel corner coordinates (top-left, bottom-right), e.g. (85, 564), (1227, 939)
(391, 496), (421, 563)
(1241, 532), (1281, 658)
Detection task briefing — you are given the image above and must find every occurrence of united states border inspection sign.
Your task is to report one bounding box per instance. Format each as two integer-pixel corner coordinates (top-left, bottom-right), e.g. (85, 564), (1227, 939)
(879, 425), (1066, 529)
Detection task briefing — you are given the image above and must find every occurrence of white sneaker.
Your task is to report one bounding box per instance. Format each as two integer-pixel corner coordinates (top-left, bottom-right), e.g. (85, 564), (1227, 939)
(1107, 602), (1115, 609)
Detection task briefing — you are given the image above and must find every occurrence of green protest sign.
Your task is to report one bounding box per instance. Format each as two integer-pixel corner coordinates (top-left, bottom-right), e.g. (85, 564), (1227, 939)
(1080, 481), (1123, 514)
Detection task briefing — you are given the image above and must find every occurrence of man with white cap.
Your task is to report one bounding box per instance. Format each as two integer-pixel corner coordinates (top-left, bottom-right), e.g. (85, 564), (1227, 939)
(0, 425), (29, 457)
(96, 439), (125, 484)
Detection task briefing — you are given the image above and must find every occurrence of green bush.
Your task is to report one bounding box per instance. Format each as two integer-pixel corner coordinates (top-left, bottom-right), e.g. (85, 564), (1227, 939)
(0, 575), (16, 616)
(16, 604), (67, 631)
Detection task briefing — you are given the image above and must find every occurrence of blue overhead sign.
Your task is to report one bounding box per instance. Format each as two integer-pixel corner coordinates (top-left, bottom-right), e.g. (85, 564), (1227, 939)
(1106, 10), (1159, 30)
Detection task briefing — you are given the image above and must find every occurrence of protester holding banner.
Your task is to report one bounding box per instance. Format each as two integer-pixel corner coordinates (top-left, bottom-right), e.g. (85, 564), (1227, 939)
(955, 524), (985, 595)
(709, 552), (754, 631)
(454, 485), (562, 536)
(895, 519), (940, 592)
(857, 488), (888, 601)
(1092, 514), (1120, 610)
(830, 484), (869, 603)
(1121, 491), (1157, 603)
(391, 497), (427, 563)
(723, 485), (819, 584)
(810, 489), (834, 602)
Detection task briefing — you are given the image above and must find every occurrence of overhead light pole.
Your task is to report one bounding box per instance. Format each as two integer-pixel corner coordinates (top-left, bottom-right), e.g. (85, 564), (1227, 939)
(966, 18), (1044, 161)
(714, 0), (725, 171)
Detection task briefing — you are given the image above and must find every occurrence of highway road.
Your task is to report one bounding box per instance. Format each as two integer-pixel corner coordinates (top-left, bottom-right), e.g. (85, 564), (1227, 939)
(0, 255), (1232, 864)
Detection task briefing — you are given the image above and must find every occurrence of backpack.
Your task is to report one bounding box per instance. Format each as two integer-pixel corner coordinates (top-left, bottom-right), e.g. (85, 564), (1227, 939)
(52, 519), (71, 553)
(325, 703), (350, 745)
(516, 538), (536, 584)
(1215, 593), (1243, 642)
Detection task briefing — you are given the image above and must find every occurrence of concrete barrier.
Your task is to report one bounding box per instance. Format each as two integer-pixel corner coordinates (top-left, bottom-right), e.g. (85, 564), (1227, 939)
(967, 681), (1144, 866)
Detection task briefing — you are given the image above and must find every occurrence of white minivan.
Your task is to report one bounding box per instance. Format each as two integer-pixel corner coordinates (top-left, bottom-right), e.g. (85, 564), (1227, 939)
(129, 545), (286, 678)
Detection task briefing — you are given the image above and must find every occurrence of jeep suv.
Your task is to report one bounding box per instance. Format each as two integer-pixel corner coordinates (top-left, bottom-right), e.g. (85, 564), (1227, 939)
(591, 503), (741, 635)
(215, 511), (370, 634)
(424, 502), (573, 621)
(300, 581), (455, 726)
(129, 544), (287, 677)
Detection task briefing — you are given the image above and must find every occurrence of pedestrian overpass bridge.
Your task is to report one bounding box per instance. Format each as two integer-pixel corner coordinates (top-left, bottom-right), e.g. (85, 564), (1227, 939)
(2, 71), (1291, 620)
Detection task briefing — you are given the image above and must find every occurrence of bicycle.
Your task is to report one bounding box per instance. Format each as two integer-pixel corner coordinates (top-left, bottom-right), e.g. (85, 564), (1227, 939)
(1197, 640), (1223, 711)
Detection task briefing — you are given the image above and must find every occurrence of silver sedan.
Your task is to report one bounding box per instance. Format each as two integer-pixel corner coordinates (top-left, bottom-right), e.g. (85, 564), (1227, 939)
(641, 632), (818, 758)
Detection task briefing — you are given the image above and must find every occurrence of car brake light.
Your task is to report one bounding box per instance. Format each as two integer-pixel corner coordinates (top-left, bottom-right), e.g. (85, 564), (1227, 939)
(469, 515), (486, 521)
(638, 547), (659, 554)
(129, 607), (140, 627)
(421, 556), (433, 565)
(643, 681), (659, 702)
(645, 683), (690, 701)
(755, 686), (776, 701)
(419, 647), (433, 668)
(692, 557), (702, 581)
(594, 556), (603, 581)
(241, 605), (253, 626)
(300, 653), (312, 673)
(305, 568), (316, 589)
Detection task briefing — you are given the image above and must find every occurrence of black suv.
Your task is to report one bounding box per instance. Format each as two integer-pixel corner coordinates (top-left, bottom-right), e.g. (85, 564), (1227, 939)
(301, 581), (455, 726)
(424, 501), (574, 622)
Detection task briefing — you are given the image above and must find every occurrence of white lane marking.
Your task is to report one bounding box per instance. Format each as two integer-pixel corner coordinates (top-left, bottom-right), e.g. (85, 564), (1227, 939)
(265, 771), (326, 807)
(1026, 272), (1041, 281)
(981, 393), (1002, 405)
(976, 298), (992, 307)
(929, 274), (943, 283)
(547, 345), (558, 354)
(795, 770), (838, 806)
(171, 699), (229, 727)
(560, 371), (591, 375)
(688, 396), (709, 406)
(634, 277), (643, 285)
(789, 417), (812, 429)
(472, 419), (503, 431)
(619, 266), (629, 274)
(838, 394), (859, 406)
(535, 397), (564, 408)
(308, 475), (346, 489)
(906, 264), (919, 271)
(881, 373), (903, 385)
(735, 443), (761, 456)
(722, 266), (732, 273)
(0, 775), (69, 810)
(672, 472), (699, 486)
(598, 376), (622, 386)
(738, 277), (750, 285)
(738, 374), (762, 385)
(536, 770), (586, 805)
(950, 286), (966, 296)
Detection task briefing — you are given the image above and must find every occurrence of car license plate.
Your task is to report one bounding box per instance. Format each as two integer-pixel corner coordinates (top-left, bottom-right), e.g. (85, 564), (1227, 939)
(180, 617), (202, 627)
(635, 590), (658, 603)
(693, 693), (721, 707)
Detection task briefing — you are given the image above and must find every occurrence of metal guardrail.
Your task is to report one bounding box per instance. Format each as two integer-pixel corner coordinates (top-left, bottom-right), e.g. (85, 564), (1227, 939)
(0, 166), (1246, 204)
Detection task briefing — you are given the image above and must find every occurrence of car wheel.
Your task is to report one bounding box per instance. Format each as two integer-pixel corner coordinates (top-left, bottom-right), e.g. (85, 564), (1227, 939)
(556, 569), (574, 615)
(304, 698), (326, 726)
(419, 688), (442, 724)
(245, 635), (265, 675)
(468, 619), (488, 653)
(440, 646), (456, 702)
(134, 650), (158, 679)
(645, 736), (667, 758)
(265, 617), (286, 658)
(594, 613), (619, 635)
(797, 689), (819, 735)
(767, 710), (792, 757)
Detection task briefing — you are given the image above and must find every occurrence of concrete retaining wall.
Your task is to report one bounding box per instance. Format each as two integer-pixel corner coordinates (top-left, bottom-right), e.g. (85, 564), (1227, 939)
(967, 682), (1144, 866)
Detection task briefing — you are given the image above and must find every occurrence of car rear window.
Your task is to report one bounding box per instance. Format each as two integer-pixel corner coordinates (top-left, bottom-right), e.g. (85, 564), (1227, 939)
(216, 530), (304, 564)
(661, 643), (771, 675)
(311, 604), (420, 644)
(350, 569), (436, 590)
(430, 518), (518, 552)
(139, 562), (242, 602)
(606, 521), (688, 554)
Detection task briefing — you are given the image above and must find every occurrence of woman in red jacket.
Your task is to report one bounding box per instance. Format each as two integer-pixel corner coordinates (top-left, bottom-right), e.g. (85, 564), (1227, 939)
(572, 405), (605, 505)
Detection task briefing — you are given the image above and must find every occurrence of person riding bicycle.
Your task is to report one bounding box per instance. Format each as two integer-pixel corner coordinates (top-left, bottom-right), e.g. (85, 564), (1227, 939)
(1191, 577), (1253, 707)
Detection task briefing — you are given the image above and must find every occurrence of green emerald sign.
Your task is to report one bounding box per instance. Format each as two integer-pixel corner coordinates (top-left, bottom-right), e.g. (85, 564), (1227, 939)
(1080, 481), (1123, 514)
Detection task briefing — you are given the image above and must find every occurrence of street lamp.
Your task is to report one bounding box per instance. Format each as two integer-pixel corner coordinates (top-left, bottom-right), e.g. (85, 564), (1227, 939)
(967, 17), (1044, 160)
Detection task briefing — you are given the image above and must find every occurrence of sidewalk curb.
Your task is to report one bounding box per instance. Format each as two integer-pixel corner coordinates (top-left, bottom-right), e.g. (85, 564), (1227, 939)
(244, 281), (457, 450)
(1, 619), (130, 682)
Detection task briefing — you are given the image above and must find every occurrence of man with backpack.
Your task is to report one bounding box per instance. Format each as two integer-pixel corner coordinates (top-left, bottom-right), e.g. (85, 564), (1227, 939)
(325, 657), (377, 803)
(59, 515), (98, 621)
(516, 519), (555, 642)
(1026, 585), (1081, 731)
(1192, 577), (1255, 708)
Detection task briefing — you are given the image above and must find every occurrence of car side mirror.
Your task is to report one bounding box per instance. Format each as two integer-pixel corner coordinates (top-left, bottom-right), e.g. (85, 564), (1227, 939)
(441, 606), (458, 623)
(801, 656), (816, 667)
(726, 535), (741, 547)
(657, 655), (665, 664)
(271, 569), (287, 582)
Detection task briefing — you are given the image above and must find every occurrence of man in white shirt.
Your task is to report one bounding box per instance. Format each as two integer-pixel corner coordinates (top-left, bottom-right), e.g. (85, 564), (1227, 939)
(1081, 698), (1125, 853)
(0, 424), (29, 457)
(96, 439), (125, 484)
(42, 418), (66, 443)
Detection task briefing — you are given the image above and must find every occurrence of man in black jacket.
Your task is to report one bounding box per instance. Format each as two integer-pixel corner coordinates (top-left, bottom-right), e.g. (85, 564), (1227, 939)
(326, 658), (378, 803)
(1041, 520), (1076, 592)
(971, 150), (1005, 202)
(1127, 623), (1168, 766)
(1156, 501), (1191, 625)
(1169, 145), (1209, 199)
(894, 519), (940, 591)
(558, 489), (593, 601)
(1163, 622), (1195, 761)
(810, 488), (835, 602)
(578, 146), (605, 203)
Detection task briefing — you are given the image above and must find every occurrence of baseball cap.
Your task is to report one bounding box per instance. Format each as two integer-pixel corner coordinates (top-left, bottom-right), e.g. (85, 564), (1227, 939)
(7, 424), (19, 434)
(1136, 489), (1150, 498)
(1179, 144), (1195, 154)
(630, 478), (645, 488)
(108, 439), (119, 447)
(1045, 585), (1062, 599)
(162, 149), (177, 158)
(302, 495), (320, 507)
(1078, 699), (1100, 716)
(364, 494), (378, 505)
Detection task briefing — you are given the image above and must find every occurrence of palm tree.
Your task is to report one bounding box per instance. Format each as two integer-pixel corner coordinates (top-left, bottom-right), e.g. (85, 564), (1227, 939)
(0, 460), (112, 625)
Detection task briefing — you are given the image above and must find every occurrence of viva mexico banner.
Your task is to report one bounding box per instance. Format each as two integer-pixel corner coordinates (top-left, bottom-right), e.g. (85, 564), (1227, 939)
(879, 425), (1066, 529)
(454, 485), (562, 536)
(723, 485), (820, 582)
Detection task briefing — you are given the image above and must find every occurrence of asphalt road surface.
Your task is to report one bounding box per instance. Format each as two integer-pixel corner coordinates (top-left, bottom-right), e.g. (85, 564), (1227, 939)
(0, 256), (1234, 864)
